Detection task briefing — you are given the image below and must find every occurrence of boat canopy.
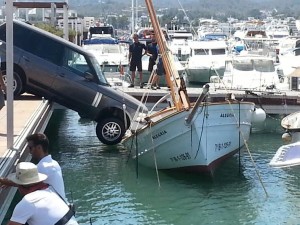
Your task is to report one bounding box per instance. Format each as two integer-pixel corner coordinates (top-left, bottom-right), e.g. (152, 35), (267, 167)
(82, 37), (119, 45)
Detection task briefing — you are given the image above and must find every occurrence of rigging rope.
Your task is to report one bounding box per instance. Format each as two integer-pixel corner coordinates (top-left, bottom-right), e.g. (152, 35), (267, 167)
(176, 0), (198, 37)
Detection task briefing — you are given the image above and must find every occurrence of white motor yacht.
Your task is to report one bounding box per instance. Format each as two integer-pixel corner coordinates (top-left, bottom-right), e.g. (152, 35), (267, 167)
(185, 40), (228, 83)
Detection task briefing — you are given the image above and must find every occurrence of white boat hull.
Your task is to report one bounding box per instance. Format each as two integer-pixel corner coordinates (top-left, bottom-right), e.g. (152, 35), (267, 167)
(186, 67), (225, 83)
(123, 102), (254, 172)
(270, 142), (300, 168)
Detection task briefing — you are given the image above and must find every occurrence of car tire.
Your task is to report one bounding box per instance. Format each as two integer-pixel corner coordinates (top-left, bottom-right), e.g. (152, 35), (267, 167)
(96, 117), (125, 145)
(2, 70), (23, 97)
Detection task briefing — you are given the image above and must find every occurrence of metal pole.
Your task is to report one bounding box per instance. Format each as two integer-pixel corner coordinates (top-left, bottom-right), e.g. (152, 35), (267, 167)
(131, 0), (134, 34)
(6, 0), (14, 149)
(63, 4), (68, 40)
(135, 0), (138, 30)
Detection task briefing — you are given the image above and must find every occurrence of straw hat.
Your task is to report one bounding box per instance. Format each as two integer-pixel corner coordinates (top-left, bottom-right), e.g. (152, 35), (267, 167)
(7, 162), (47, 185)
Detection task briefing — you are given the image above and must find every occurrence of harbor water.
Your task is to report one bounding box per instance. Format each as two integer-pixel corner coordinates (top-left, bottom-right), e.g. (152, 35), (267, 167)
(4, 109), (300, 225)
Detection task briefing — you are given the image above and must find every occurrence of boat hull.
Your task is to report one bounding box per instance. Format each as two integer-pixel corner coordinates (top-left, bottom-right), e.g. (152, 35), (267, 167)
(186, 67), (225, 83)
(123, 102), (254, 173)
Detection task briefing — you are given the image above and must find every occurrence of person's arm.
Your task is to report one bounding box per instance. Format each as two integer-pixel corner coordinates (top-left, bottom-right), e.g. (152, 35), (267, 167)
(7, 221), (22, 225)
(0, 177), (18, 187)
(128, 52), (132, 64)
(142, 44), (147, 56)
(146, 45), (152, 57)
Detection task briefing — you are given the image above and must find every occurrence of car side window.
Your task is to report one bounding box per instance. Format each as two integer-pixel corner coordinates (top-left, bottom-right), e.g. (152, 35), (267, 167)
(0, 23), (6, 41)
(13, 23), (32, 49)
(63, 47), (92, 77)
(27, 31), (64, 65)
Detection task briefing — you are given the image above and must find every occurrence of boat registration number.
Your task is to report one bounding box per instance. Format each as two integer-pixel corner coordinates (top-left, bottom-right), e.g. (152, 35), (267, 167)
(170, 152), (191, 162)
(220, 113), (234, 118)
(215, 141), (231, 151)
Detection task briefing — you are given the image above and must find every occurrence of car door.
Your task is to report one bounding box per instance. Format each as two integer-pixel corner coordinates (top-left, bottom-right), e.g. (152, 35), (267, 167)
(51, 46), (102, 118)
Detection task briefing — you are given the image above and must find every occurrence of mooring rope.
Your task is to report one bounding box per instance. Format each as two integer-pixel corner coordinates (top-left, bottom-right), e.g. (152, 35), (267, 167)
(225, 98), (268, 197)
(149, 122), (161, 187)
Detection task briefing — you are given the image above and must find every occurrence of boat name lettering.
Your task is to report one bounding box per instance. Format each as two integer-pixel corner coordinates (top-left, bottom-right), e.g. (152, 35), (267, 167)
(170, 152), (191, 162)
(220, 113), (234, 118)
(152, 130), (167, 140)
(215, 141), (231, 151)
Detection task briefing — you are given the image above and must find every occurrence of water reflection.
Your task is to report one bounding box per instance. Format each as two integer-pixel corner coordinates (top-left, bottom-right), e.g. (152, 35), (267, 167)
(4, 109), (296, 225)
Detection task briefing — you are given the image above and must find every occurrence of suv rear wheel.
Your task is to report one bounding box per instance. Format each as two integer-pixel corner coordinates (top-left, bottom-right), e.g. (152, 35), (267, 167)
(2, 70), (23, 97)
(96, 117), (125, 145)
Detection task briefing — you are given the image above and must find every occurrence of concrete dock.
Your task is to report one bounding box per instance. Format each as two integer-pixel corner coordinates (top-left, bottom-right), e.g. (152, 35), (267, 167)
(121, 85), (300, 115)
(0, 95), (53, 223)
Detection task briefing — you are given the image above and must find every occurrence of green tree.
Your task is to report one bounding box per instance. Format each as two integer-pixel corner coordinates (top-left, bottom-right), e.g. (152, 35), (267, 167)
(35, 23), (64, 37)
(247, 9), (262, 19)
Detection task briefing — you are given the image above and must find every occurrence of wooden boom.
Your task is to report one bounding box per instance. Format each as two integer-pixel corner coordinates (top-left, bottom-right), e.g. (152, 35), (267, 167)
(145, 0), (190, 111)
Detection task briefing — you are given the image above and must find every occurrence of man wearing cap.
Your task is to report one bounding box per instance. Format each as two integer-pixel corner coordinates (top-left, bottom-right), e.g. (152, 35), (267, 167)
(7, 162), (78, 225)
(0, 133), (66, 199)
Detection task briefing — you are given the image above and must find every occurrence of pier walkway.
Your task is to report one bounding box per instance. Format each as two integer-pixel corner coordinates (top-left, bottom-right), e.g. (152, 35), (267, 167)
(122, 86), (300, 115)
(0, 95), (53, 223)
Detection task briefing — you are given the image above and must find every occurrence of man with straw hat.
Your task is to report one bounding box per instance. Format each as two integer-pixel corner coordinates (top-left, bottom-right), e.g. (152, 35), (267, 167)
(7, 162), (78, 225)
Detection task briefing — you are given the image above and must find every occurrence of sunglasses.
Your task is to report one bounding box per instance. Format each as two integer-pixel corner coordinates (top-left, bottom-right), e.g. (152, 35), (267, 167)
(28, 145), (36, 150)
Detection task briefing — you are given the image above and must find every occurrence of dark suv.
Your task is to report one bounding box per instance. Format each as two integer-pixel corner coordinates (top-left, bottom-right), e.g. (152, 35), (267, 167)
(0, 20), (147, 145)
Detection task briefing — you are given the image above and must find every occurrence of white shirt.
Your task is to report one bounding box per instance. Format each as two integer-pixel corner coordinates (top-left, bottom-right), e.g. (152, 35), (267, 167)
(10, 188), (78, 225)
(37, 155), (66, 199)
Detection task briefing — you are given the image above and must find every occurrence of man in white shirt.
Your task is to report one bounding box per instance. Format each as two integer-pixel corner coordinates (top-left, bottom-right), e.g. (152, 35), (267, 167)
(0, 133), (66, 199)
(7, 162), (78, 225)
(26, 133), (66, 198)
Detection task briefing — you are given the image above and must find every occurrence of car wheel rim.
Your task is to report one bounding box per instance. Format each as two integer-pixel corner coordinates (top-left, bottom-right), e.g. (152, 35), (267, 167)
(102, 121), (121, 141)
(3, 76), (17, 91)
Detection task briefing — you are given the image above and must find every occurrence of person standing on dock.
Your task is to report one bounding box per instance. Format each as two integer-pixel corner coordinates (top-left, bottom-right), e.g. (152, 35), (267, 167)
(0, 133), (66, 200)
(128, 33), (147, 88)
(7, 162), (78, 225)
(0, 70), (5, 110)
(147, 36), (160, 90)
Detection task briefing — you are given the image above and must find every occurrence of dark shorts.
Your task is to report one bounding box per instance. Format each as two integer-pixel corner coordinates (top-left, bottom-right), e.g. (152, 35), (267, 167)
(130, 60), (142, 72)
(148, 58), (156, 72)
(157, 60), (165, 76)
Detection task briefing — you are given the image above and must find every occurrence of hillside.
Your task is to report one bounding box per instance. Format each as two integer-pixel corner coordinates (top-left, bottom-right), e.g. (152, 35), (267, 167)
(68, 0), (300, 21)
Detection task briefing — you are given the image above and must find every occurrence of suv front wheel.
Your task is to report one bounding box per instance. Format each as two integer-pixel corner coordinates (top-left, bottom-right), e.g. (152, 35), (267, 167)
(96, 117), (125, 145)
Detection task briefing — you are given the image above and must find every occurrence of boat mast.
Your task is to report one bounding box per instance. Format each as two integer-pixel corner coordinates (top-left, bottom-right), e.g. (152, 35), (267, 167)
(145, 0), (190, 111)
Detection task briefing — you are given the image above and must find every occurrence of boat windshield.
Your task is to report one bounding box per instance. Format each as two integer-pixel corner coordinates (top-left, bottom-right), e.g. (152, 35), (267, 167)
(253, 59), (275, 72)
(194, 49), (209, 55)
(233, 60), (253, 71)
(211, 48), (226, 55)
(84, 44), (121, 54)
(232, 59), (275, 72)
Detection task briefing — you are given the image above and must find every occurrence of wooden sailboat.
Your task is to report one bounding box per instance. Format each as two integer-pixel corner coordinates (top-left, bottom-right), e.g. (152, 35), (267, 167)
(122, 0), (259, 173)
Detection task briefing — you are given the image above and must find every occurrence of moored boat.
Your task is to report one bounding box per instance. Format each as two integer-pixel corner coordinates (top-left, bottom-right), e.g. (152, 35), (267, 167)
(270, 111), (300, 168)
(185, 40), (228, 84)
(122, 0), (264, 174)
